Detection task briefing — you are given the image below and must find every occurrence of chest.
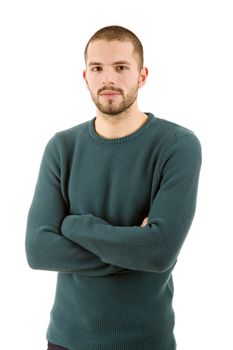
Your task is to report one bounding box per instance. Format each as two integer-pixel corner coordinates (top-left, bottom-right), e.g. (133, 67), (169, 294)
(65, 144), (161, 225)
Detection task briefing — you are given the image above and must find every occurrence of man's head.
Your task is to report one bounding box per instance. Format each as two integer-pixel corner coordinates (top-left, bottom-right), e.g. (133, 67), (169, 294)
(83, 25), (148, 116)
(84, 25), (144, 71)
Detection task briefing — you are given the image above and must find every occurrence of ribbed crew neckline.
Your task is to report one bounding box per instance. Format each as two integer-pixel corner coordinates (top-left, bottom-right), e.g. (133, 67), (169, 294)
(88, 112), (155, 144)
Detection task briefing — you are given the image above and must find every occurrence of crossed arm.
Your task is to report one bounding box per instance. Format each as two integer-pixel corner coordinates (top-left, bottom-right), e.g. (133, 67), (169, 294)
(25, 135), (133, 276)
(26, 130), (201, 275)
(60, 131), (202, 273)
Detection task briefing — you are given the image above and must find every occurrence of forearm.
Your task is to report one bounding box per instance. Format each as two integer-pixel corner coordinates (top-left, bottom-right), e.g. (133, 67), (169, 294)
(25, 221), (128, 276)
(61, 132), (202, 273)
(25, 134), (127, 277)
(61, 213), (181, 273)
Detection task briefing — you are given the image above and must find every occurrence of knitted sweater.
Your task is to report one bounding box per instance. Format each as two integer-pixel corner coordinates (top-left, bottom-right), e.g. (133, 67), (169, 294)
(25, 112), (202, 350)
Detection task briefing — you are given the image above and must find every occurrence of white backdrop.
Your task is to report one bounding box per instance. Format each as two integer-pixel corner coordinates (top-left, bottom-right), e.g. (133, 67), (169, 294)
(0, 1), (232, 349)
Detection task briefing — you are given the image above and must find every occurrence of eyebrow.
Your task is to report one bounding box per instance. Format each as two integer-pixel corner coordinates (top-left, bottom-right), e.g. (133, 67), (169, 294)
(88, 60), (131, 67)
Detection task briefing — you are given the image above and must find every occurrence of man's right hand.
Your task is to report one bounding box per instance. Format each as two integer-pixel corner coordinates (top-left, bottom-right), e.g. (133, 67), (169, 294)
(140, 217), (148, 227)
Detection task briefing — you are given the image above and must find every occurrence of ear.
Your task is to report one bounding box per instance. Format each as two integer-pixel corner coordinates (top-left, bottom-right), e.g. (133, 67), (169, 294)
(83, 69), (87, 81)
(138, 67), (148, 88)
(83, 69), (89, 89)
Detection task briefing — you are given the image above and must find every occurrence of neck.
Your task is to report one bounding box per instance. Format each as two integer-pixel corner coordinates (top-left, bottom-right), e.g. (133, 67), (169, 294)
(94, 103), (148, 139)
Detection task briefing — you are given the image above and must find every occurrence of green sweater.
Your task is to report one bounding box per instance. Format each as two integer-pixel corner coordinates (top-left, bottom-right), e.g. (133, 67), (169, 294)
(25, 112), (202, 350)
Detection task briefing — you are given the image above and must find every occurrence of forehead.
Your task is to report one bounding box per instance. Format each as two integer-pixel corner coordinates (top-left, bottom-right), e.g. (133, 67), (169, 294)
(86, 40), (136, 65)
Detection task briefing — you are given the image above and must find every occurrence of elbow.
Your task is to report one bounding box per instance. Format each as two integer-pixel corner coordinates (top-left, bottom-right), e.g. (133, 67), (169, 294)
(146, 223), (182, 273)
(26, 250), (48, 271)
(154, 261), (176, 273)
(26, 255), (39, 270)
(150, 253), (178, 273)
(25, 244), (41, 270)
(25, 234), (44, 270)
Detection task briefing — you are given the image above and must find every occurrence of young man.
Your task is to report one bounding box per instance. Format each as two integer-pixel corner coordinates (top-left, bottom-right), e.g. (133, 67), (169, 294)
(25, 25), (202, 350)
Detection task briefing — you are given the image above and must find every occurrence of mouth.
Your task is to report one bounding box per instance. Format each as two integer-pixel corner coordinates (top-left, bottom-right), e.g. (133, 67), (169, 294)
(100, 90), (121, 96)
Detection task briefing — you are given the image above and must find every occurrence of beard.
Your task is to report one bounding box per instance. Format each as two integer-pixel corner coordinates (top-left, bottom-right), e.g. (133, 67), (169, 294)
(89, 84), (139, 116)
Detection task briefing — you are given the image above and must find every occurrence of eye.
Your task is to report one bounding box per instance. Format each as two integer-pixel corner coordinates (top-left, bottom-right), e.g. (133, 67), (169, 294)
(91, 66), (102, 72)
(116, 66), (128, 71)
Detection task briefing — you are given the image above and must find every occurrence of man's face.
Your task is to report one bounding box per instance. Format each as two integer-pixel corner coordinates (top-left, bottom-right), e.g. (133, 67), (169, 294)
(83, 40), (146, 116)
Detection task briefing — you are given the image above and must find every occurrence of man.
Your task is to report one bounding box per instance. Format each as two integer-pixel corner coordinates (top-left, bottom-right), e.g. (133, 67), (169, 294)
(25, 25), (202, 350)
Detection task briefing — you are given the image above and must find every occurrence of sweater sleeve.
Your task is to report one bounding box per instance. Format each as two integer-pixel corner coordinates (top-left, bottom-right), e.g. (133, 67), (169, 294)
(25, 134), (128, 276)
(61, 130), (202, 273)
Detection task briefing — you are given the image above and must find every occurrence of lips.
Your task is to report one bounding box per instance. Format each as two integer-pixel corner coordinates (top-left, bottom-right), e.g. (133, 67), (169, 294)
(100, 90), (121, 96)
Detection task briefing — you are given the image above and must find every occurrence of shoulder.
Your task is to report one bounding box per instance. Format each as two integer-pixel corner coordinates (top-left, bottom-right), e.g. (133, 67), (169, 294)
(150, 114), (202, 169)
(153, 114), (201, 148)
(154, 115), (198, 137)
(41, 119), (91, 163)
(45, 119), (91, 154)
(55, 119), (89, 142)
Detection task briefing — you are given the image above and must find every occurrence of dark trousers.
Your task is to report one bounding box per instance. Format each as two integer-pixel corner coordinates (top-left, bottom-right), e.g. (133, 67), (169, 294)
(47, 341), (69, 350)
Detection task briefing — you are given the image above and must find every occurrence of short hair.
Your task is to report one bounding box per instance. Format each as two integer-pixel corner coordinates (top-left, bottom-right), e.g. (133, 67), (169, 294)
(84, 25), (144, 70)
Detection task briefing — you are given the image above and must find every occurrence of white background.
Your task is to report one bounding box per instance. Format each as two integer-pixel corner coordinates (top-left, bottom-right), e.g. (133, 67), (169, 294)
(0, 1), (232, 349)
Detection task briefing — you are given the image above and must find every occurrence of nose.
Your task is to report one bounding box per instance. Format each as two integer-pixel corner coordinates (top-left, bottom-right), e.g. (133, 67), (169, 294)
(101, 68), (115, 85)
